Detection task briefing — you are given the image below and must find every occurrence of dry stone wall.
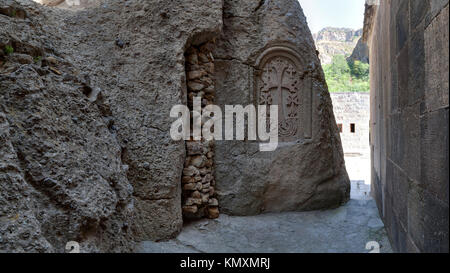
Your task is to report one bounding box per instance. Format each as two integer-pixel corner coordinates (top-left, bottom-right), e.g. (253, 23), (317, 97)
(182, 41), (219, 220)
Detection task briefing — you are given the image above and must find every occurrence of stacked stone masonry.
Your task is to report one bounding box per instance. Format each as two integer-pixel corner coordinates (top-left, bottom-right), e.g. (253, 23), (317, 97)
(183, 41), (219, 220)
(330, 92), (370, 156)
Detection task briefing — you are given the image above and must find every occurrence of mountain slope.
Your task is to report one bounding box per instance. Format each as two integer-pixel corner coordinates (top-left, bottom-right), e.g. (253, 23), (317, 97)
(313, 27), (362, 65)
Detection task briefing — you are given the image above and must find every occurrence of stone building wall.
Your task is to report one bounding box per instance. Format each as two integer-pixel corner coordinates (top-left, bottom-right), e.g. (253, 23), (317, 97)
(330, 92), (370, 155)
(364, 0), (449, 252)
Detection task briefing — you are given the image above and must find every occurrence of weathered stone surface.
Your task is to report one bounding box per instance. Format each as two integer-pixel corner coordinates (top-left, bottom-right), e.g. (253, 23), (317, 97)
(137, 182), (393, 253)
(1, 0), (223, 251)
(207, 207), (219, 219)
(348, 37), (369, 64)
(365, 0), (449, 253)
(313, 27), (363, 65)
(0, 113), (53, 253)
(182, 41), (220, 220)
(2, 0), (354, 252)
(213, 0), (350, 215)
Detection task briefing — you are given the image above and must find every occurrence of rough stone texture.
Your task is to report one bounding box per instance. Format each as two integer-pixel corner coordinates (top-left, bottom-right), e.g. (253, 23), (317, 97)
(0, 1), (134, 253)
(136, 181), (392, 253)
(1, 0), (223, 252)
(331, 92), (370, 155)
(32, 0), (98, 9)
(347, 37), (370, 64)
(33, 0), (64, 6)
(213, 0), (350, 216)
(1, 0), (353, 252)
(182, 43), (219, 219)
(365, 0), (449, 253)
(313, 27), (363, 65)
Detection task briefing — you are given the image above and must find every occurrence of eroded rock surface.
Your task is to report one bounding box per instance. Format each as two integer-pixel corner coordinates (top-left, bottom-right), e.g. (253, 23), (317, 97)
(136, 182), (391, 253)
(1, 0), (222, 252)
(213, 0), (350, 215)
(1, 0), (349, 252)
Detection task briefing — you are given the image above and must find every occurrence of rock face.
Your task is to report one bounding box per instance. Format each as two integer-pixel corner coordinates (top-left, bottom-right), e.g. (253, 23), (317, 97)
(1, 0), (134, 253)
(313, 27), (362, 65)
(1, 0), (349, 252)
(1, 0), (222, 252)
(213, 0), (350, 215)
(313, 28), (363, 42)
(347, 37), (369, 64)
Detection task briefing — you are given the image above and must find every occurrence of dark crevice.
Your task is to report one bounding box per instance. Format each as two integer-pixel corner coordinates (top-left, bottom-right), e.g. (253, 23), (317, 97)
(254, 0), (266, 13)
(0, 6), (27, 19)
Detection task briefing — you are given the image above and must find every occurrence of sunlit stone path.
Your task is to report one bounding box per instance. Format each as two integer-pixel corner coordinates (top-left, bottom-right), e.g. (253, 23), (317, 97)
(137, 181), (392, 253)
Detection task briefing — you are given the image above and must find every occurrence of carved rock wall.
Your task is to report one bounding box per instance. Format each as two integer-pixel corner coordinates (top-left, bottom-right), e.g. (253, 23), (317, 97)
(1, 0), (223, 252)
(1, 0), (351, 252)
(213, 0), (350, 215)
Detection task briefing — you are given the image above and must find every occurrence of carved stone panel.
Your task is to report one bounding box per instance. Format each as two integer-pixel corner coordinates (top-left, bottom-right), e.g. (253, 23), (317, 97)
(255, 46), (312, 142)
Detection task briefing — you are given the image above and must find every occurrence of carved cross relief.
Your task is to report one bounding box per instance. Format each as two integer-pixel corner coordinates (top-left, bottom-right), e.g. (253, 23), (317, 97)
(256, 46), (312, 142)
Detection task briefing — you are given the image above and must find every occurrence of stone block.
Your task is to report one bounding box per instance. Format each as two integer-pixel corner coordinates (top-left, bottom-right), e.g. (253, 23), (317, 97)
(182, 205), (198, 214)
(424, 4), (449, 112)
(396, 0), (410, 53)
(185, 198), (202, 206)
(397, 47), (409, 109)
(207, 207), (219, 219)
(409, 0), (430, 30)
(420, 108), (449, 204)
(423, 191), (449, 252)
(186, 141), (207, 155)
(401, 104), (421, 182)
(407, 179), (425, 250)
(183, 183), (196, 191)
(429, 0), (449, 21)
(392, 165), (408, 226)
(408, 27), (425, 105)
(191, 155), (207, 168)
(183, 166), (200, 177)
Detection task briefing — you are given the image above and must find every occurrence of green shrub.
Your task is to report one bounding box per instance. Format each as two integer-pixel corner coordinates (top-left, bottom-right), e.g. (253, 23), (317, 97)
(4, 45), (14, 55)
(34, 56), (42, 63)
(323, 55), (370, 92)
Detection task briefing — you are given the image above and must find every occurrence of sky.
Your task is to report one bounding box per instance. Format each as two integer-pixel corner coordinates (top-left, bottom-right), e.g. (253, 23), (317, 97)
(297, 0), (366, 34)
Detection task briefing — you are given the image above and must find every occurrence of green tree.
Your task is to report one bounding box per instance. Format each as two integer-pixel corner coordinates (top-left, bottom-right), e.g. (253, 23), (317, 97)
(323, 55), (370, 92)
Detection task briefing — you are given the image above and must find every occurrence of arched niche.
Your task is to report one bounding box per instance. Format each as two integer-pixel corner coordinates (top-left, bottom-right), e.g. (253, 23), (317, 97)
(254, 46), (312, 142)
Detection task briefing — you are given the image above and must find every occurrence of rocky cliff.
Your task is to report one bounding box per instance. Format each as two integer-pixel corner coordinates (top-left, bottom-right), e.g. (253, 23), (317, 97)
(313, 27), (363, 65)
(348, 37), (369, 64)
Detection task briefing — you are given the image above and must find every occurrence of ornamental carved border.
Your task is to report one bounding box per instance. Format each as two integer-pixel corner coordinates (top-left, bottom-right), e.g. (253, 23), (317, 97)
(254, 46), (312, 142)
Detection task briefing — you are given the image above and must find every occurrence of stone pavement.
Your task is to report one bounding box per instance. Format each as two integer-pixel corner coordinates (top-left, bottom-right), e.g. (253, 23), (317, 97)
(136, 178), (393, 253)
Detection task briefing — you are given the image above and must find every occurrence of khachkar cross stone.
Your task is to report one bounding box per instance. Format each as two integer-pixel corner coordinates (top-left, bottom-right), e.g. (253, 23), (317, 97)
(256, 46), (312, 142)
